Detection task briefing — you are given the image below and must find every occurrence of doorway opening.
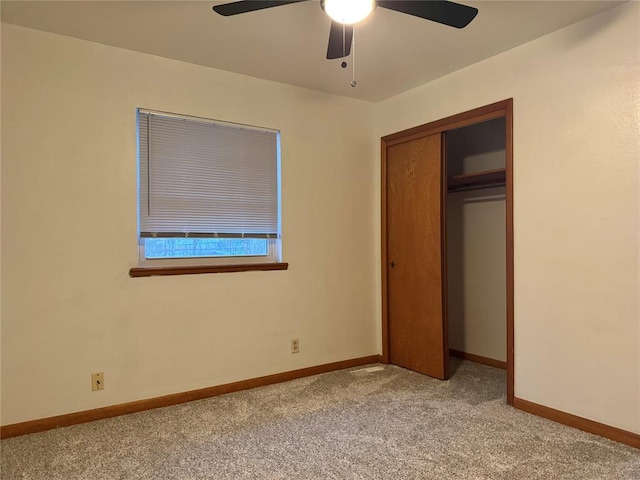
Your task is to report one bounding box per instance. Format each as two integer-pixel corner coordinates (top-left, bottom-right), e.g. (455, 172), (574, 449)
(380, 99), (514, 405)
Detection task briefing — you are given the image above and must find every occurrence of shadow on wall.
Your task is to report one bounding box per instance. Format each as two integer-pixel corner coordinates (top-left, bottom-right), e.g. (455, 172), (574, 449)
(555, 1), (634, 49)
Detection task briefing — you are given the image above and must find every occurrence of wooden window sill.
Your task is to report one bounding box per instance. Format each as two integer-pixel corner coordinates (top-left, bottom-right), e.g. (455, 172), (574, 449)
(130, 262), (288, 278)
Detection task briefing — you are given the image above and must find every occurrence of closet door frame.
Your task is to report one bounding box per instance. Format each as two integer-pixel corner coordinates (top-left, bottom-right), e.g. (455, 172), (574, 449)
(381, 99), (514, 405)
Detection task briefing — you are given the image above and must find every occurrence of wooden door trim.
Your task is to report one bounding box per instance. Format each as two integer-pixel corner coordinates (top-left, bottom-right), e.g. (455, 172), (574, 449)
(381, 138), (389, 364)
(381, 99), (514, 406)
(505, 100), (514, 405)
(382, 100), (510, 147)
(440, 135), (450, 379)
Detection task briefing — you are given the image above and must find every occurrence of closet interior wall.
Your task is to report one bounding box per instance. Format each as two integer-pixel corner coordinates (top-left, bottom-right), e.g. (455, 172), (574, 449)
(446, 118), (507, 364)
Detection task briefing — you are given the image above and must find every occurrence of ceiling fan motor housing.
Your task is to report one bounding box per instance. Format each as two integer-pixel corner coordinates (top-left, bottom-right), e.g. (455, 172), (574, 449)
(321, 0), (377, 25)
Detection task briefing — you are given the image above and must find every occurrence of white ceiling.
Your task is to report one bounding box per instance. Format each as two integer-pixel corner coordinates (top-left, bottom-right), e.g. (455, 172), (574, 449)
(1, 0), (624, 101)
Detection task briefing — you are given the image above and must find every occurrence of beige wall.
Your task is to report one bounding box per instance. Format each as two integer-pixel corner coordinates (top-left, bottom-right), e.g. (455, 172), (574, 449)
(447, 187), (506, 362)
(0, 24), (378, 425)
(377, 2), (640, 434)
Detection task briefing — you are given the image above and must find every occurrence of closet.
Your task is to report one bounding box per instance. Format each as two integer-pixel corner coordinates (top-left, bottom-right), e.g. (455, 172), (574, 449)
(381, 100), (514, 403)
(446, 118), (507, 369)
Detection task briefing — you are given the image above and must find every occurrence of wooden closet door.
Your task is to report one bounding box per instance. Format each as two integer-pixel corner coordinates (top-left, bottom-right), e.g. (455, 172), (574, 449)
(387, 133), (448, 380)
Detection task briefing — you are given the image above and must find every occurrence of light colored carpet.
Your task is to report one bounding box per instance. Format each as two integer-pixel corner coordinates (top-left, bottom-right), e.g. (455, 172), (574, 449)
(1, 359), (639, 479)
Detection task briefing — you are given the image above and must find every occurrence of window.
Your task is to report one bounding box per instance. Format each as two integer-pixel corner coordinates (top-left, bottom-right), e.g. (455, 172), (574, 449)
(136, 109), (281, 269)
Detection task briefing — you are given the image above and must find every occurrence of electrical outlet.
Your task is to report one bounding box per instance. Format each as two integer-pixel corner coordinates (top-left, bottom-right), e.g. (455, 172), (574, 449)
(92, 372), (104, 391)
(291, 338), (300, 354)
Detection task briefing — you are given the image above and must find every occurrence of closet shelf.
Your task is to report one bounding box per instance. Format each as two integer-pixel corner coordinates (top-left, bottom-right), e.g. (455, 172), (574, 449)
(447, 168), (506, 192)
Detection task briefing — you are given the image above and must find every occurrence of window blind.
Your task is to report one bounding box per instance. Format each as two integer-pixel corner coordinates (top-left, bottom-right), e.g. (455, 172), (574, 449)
(138, 111), (279, 238)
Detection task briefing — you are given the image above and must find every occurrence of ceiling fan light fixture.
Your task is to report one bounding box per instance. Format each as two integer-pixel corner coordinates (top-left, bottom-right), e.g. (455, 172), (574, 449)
(322, 0), (376, 25)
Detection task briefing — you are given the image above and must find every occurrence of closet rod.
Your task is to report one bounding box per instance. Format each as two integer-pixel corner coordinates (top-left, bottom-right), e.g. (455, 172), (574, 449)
(447, 182), (506, 193)
(447, 168), (506, 193)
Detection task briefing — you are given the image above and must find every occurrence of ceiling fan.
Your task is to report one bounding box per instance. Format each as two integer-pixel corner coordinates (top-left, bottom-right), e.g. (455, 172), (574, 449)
(212, 0), (479, 60)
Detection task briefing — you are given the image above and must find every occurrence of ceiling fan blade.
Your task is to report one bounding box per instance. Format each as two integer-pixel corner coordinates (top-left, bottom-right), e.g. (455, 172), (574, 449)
(326, 21), (354, 60)
(377, 0), (478, 28)
(213, 0), (308, 16)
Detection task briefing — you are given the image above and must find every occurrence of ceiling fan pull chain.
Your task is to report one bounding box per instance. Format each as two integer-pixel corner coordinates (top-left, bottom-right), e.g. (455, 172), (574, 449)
(351, 26), (357, 88)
